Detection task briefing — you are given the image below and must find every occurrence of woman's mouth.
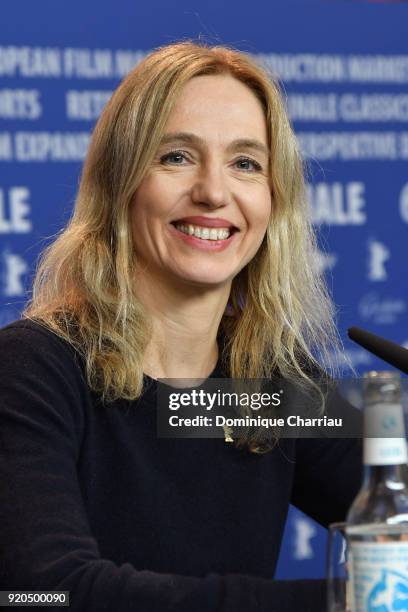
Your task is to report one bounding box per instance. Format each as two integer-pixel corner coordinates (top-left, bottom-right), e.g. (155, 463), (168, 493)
(168, 222), (239, 251)
(171, 222), (238, 241)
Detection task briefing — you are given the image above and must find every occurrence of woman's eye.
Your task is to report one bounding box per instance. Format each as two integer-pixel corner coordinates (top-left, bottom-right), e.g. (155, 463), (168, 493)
(235, 157), (262, 172)
(160, 150), (188, 165)
(159, 151), (262, 172)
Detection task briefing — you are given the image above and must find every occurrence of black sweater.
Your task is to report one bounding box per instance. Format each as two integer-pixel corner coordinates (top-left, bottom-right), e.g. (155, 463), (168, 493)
(0, 319), (363, 611)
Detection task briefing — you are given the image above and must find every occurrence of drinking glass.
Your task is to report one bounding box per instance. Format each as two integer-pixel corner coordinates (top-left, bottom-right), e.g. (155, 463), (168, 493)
(327, 522), (352, 612)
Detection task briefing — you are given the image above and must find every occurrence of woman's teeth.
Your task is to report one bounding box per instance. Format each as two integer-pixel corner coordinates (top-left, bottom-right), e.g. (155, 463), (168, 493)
(174, 223), (231, 241)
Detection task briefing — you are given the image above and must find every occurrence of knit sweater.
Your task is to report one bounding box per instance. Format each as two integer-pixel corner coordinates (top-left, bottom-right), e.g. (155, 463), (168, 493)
(0, 319), (363, 611)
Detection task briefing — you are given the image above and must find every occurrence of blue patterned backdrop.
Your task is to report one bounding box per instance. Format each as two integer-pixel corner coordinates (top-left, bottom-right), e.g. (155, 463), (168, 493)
(1, 0), (407, 580)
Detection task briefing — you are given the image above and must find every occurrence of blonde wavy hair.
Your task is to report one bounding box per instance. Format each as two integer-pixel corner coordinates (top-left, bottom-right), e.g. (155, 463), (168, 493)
(24, 41), (339, 449)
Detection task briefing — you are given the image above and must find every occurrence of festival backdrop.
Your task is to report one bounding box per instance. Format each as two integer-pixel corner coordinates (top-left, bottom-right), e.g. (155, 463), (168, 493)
(1, 0), (407, 580)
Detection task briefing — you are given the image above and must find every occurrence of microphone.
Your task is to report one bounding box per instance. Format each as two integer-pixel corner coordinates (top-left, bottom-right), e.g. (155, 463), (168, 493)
(348, 327), (408, 375)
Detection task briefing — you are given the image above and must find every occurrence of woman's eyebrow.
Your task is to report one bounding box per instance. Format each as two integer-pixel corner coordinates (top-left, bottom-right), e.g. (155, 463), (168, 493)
(159, 132), (269, 158)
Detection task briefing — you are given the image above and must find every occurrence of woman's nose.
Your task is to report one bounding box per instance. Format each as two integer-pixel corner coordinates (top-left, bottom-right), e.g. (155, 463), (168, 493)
(190, 163), (229, 209)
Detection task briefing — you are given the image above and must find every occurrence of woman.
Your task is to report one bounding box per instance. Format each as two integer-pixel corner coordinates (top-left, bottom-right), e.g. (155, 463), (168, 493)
(0, 41), (362, 611)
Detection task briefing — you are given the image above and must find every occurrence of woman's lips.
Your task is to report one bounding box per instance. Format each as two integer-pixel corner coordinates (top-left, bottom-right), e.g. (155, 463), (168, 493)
(172, 216), (238, 229)
(168, 223), (238, 251)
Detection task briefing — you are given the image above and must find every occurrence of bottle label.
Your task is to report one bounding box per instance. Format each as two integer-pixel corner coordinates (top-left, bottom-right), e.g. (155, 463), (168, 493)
(364, 438), (408, 465)
(363, 403), (407, 465)
(349, 541), (408, 612)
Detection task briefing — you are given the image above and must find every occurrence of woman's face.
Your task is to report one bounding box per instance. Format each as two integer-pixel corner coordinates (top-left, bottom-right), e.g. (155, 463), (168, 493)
(130, 74), (272, 290)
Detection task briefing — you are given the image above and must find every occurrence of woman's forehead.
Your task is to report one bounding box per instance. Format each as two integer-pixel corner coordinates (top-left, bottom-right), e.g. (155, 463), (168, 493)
(163, 74), (269, 143)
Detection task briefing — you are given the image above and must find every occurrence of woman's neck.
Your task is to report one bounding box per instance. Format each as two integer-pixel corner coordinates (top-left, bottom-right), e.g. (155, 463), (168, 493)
(143, 333), (219, 380)
(135, 270), (230, 380)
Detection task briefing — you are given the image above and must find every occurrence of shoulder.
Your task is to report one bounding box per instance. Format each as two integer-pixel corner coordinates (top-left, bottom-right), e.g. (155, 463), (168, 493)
(0, 318), (88, 459)
(0, 317), (81, 361)
(0, 317), (88, 398)
(1, 316), (70, 342)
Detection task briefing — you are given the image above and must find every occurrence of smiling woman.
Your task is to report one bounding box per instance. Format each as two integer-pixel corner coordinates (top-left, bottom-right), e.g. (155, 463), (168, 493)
(0, 41), (362, 612)
(21, 41), (337, 400)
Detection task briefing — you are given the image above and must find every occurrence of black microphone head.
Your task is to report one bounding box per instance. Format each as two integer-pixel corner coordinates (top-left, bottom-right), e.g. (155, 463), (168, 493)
(347, 327), (408, 375)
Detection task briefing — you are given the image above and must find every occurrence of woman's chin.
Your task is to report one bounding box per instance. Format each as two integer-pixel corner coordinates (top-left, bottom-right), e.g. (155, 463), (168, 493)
(173, 271), (234, 288)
